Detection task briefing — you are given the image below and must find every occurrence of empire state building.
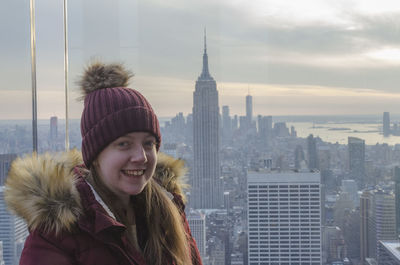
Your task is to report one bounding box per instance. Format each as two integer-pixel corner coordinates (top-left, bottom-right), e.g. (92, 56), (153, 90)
(191, 32), (222, 209)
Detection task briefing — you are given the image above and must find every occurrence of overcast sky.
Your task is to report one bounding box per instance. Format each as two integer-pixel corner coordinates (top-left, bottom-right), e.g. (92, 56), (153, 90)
(1, 0), (400, 119)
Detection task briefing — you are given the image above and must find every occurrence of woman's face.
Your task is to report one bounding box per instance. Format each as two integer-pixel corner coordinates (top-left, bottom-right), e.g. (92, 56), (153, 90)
(96, 132), (157, 204)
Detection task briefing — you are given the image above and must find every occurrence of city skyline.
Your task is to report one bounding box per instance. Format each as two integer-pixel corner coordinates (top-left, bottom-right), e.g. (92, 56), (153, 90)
(2, 0), (400, 119)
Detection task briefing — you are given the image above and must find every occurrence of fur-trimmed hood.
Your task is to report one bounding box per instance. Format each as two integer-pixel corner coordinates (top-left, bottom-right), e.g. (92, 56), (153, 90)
(4, 149), (188, 234)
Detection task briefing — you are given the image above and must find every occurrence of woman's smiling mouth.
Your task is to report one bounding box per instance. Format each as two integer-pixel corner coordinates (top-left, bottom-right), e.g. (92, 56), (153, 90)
(121, 169), (145, 176)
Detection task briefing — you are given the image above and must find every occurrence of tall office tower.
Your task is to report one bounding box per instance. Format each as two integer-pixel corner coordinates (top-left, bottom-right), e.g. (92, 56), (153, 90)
(0, 241), (3, 265)
(322, 226), (346, 263)
(318, 146), (331, 172)
(360, 190), (371, 265)
(273, 122), (290, 137)
(383, 112), (391, 137)
(366, 190), (397, 261)
(187, 210), (206, 259)
(294, 145), (306, 169)
(341, 180), (359, 208)
(258, 116), (272, 144)
(232, 115), (238, 130)
(171, 112), (185, 133)
(348, 137), (366, 187)
(246, 94), (253, 128)
(0, 187), (28, 265)
(257, 115), (263, 134)
(395, 167), (400, 236)
(239, 116), (247, 131)
(222, 105), (231, 140)
(186, 114), (193, 145)
(290, 126), (297, 137)
(49, 116), (58, 151)
(307, 134), (319, 170)
(50, 116), (58, 141)
(247, 170), (322, 265)
(192, 32), (222, 209)
(0, 154), (17, 186)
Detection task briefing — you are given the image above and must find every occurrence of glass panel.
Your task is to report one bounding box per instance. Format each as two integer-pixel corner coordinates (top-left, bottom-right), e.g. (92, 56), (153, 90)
(35, 0), (66, 152)
(0, 1), (31, 265)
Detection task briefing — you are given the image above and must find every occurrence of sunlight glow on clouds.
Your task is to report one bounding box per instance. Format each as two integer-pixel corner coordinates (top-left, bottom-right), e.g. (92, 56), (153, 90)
(365, 48), (400, 64)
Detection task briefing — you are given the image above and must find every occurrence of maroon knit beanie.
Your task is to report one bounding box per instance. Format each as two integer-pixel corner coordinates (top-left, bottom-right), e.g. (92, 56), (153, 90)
(79, 62), (161, 167)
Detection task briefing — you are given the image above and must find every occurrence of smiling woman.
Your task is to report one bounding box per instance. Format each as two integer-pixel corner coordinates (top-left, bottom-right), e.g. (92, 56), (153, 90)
(4, 62), (203, 265)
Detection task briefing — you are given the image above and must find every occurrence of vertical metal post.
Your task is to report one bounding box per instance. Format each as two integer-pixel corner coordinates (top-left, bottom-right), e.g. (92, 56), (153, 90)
(29, 0), (38, 152)
(63, 0), (70, 151)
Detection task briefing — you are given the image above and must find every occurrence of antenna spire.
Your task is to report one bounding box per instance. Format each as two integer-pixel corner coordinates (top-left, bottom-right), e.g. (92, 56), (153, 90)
(204, 27), (207, 53)
(198, 28), (213, 80)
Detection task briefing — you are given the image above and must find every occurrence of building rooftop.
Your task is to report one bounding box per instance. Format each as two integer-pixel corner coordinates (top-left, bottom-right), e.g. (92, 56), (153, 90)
(187, 209), (205, 219)
(380, 241), (400, 261)
(248, 170), (320, 183)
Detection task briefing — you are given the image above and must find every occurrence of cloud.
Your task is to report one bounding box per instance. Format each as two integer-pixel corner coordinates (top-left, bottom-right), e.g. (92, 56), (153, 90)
(2, 0), (400, 118)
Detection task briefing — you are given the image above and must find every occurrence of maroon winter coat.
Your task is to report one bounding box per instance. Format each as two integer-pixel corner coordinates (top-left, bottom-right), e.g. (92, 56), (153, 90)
(5, 150), (203, 265)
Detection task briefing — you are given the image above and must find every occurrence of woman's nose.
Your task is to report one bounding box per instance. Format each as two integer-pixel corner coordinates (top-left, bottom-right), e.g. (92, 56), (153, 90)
(130, 146), (148, 163)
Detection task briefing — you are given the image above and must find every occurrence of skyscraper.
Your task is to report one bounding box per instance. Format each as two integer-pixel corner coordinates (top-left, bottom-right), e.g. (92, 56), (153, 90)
(383, 112), (391, 137)
(222, 105), (231, 140)
(187, 210), (206, 259)
(0, 187), (28, 265)
(49, 116), (58, 151)
(192, 31), (222, 209)
(395, 167), (400, 236)
(348, 137), (365, 186)
(294, 145), (305, 170)
(363, 189), (397, 261)
(307, 134), (319, 170)
(246, 94), (253, 128)
(0, 241), (4, 265)
(0, 154), (16, 186)
(341, 179), (359, 208)
(360, 190), (371, 265)
(258, 115), (272, 146)
(247, 170), (322, 264)
(50, 116), (58, 141)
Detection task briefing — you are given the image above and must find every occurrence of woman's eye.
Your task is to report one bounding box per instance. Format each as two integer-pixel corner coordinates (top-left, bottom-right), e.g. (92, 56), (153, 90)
(117, 141), (129, 148)
(144, 141), (155, 148)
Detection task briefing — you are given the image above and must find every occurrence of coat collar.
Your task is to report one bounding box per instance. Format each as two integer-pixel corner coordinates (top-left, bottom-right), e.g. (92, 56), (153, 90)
(4, 149), (187, 235)
(74, 175), (125, 235)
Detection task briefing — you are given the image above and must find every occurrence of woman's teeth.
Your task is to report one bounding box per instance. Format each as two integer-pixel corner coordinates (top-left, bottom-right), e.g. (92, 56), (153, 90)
(123, 169), (144, 176)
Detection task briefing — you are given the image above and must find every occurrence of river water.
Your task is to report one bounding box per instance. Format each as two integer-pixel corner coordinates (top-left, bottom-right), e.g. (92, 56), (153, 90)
(288, 122), (400, 146)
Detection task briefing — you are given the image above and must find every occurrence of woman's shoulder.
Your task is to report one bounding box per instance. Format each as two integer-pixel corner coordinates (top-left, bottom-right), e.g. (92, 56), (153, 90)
(4, 150), (84, 235)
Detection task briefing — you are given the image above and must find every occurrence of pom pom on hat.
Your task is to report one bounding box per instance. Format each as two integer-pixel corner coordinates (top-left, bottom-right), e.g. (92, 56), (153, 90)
(78, 62), (134, 96)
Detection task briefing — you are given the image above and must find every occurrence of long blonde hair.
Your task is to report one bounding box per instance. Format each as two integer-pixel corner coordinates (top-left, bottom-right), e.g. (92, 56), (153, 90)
(86, 167), (192, 265)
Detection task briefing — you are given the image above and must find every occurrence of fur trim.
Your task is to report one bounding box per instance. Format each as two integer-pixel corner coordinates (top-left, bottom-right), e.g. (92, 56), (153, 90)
(4, 150), (187, 233)
(78, 62), (134, 97)
(4, 150), (83, 235)
(154, 153), (188, 203)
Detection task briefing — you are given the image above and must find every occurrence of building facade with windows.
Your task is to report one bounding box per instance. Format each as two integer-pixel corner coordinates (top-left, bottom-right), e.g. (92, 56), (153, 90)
(0, 187), (28, 265)
(247, 170), (322, 265)
(187, 210), (206, 259)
